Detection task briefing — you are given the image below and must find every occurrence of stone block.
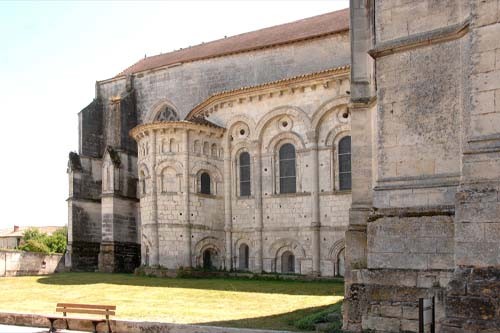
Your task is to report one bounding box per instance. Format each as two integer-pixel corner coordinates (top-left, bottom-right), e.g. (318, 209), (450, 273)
(380, 304), (402, 318)
(468, 280), (500, 298)
(484, 223), (500, 242)
(401, 319), (419, 332)
(472, 90), (495, 115)
(402, 305), (419, 320)
(475, 23), (500, 52)
(471, 112), (500, 136)
(447, 278), (467, 296)
(446, 296), (496, 320)
(474, 0), (499, 27)
(362, 314), (400, 332)
(472, 69), (500, 92)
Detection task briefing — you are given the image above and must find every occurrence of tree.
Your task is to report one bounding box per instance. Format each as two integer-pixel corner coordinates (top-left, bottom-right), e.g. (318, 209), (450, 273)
(18, 227), (67, 254)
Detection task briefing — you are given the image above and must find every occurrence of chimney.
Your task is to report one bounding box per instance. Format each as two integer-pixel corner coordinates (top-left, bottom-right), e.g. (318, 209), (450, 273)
(13, 225), (19, 232)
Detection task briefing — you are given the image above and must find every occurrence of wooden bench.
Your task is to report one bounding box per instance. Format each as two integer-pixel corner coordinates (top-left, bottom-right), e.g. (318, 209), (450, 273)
(46, 303), (115, 333)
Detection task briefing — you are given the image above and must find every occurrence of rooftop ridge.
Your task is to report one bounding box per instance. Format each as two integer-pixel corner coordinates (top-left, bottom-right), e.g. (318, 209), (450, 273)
(114, 8), (349, 78)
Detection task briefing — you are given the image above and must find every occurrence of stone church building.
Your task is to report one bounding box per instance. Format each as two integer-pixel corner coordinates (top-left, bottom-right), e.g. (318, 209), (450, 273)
(68, 1), (500, 332)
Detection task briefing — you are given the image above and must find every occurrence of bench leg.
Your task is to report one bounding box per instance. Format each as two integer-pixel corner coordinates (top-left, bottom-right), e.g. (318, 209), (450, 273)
(48, 318), (57, 333)
(91, 321), (99, 333)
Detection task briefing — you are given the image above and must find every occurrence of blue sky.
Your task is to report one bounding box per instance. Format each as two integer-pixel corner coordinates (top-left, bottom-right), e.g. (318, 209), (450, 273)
(0, 0), (348, 228)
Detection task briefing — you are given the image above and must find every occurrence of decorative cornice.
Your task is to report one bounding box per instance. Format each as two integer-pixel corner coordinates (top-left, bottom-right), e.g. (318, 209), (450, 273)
(368, 17), (470, 58)
(186, 65), (350, 120)
(130, 121), (225, 141)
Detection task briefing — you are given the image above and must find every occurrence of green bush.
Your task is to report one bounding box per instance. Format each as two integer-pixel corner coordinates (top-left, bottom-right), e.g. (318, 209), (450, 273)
(19, 239), (51, 254)
(18, 226), (67, 254)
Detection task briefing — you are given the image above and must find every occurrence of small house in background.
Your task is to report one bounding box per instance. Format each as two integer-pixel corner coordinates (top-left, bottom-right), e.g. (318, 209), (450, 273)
(0, 226), (62, 249)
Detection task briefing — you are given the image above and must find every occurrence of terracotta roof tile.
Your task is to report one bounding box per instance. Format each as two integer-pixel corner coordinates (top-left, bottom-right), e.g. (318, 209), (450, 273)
(116, 8), (349, 77)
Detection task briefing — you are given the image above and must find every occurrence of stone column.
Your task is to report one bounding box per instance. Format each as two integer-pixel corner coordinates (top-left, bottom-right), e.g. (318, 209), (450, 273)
(182, 129), (192, 267)
(344, 1), (376, 330)
(252, 140), (263, 273)
(308, 131), (321, 276)
(223, 139), (233, 270)
(150, 129), (160, 266)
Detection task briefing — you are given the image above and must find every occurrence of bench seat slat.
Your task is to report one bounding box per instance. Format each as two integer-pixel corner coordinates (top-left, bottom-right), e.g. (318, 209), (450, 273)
(47, 315), (106, 322)
(57, 303), (116, 310)
(56, 308), (115, 316)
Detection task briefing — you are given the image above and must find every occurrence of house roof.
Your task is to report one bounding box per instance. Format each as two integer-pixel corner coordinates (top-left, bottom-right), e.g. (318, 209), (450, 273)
(0, 226), (63, 238)
(116, 8), (349, 77)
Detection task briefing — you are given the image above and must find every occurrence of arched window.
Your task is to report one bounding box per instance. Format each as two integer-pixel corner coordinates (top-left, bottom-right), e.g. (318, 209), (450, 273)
(194, 140), (201, 154)
(140, 170), (147, 195)
(203, 249), (212, 270)
(338, 136), (352, 190)
(281, 251), (295, 273)
(169, 138), (177, 152)
(200, 172), (211, 195)
(279, 143), (296, 194)
(211, 144), (218, 157)
(239, 243), (249, 270)
(155, 106), (178, 122)
(337, 248), (345, 277)
(161, 167), (177, 193)
(239, 152), (251, 196)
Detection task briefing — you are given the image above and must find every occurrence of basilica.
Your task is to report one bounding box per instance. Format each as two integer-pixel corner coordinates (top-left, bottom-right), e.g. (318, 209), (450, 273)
(67, 8), (351, 277)
(68, 1), (500, 332)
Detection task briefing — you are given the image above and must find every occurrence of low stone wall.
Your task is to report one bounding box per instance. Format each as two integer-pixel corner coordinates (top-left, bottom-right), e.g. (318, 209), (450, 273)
(0, 311), (292, 333)
(0, 250), (64, 276)
(345, 268), (453, 332)
(442, 266), (500, 333)
(136, 266), (343, 281)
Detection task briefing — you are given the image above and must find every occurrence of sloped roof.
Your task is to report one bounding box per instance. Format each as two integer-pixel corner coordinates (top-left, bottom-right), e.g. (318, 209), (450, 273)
(116, 8), (349, 77)
(186, 65), (350, 120)
(0, 226), (63, 238)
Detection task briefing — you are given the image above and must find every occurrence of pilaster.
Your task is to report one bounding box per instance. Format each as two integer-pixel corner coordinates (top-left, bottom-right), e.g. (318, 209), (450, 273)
(182, 129), (192, 267)
(150, 130), (160, 266)
(252, 140), (264, 273)
(223, 138), (233, 270)
(308, 130), (321, 276)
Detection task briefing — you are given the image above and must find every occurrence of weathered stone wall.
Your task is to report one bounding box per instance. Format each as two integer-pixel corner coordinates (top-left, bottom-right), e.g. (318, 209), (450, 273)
(0, 250), (64, 277)
(79, 99), (103, 158)
(124, 33), (349, 122)
(346, 0), (500, 331)
(67, 155), (102, 271)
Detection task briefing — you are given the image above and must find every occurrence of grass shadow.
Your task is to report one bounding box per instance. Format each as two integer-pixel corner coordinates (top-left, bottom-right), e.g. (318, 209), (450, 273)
(198, 302), (343, 332)
(36, 272), (344, 296)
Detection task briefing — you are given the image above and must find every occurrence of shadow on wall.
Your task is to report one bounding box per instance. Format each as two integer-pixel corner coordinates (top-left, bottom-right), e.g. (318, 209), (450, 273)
(36, 272), (344, 296)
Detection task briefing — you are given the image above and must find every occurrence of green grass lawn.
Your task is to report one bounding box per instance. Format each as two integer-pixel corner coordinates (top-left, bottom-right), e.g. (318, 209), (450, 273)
(0, 273), (344, 331)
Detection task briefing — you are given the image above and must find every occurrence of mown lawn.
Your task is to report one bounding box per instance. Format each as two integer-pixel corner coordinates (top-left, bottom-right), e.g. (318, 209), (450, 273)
(0, 273), (343, 331)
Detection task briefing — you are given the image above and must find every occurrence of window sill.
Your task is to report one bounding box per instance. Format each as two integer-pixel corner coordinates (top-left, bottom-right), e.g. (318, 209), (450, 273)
(268, 192), (311, 198)
(320, 190), (352, 195)
(236, 196), (254, 201)
(195, 193), (219, 199)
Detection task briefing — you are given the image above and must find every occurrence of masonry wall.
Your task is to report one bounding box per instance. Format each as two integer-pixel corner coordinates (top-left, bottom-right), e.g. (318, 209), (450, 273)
(207, 70), (351, 276)
(345, 0), (500, 332)
(67, 155), (102, 271)
(0, 250), (65, 277)
(132, 69), (352, 276)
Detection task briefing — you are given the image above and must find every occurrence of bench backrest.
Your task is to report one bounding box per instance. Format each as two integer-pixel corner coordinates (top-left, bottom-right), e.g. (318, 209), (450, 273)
(56, 303), (116, 319)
